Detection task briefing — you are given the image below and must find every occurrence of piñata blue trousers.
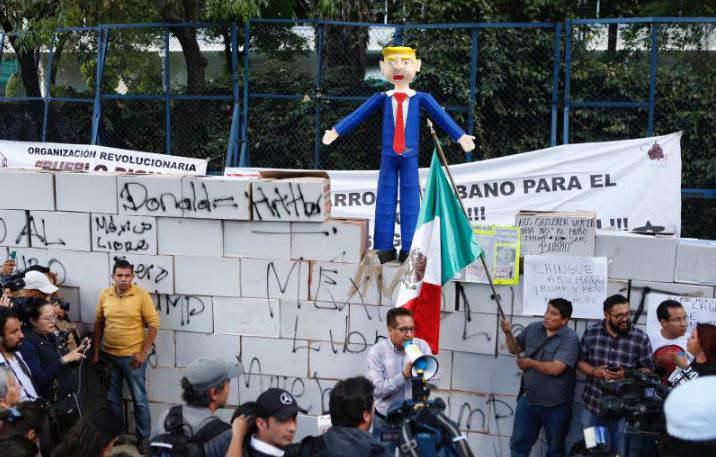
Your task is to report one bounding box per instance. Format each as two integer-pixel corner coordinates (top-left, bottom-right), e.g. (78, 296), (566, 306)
(374, 154), (420, 253)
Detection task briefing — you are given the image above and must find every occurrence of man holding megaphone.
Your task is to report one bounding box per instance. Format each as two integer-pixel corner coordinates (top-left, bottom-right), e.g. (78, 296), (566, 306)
(366, 308), (440, 451)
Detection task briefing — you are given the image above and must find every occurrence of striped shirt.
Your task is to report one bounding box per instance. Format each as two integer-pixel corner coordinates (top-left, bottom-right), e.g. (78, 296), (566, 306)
(365, 338), (439, 415)
(579, 321), (654, 414)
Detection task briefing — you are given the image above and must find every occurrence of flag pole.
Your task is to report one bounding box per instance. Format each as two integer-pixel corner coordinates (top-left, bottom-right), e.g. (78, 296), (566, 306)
(426, 120), (522, 356)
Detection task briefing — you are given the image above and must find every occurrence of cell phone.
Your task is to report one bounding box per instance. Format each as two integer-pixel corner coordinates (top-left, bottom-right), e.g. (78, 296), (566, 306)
(607, 364), (620, 373)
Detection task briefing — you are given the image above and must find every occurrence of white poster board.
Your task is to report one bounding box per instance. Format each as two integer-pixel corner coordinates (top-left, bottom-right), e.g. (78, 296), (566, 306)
(646, 293), (716, 336)
(516, 211), (596, 256)
(523, 255), (608, 319)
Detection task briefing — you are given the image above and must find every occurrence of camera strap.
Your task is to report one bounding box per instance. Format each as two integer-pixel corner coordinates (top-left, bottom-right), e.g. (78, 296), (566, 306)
(518, 333), (559, 398)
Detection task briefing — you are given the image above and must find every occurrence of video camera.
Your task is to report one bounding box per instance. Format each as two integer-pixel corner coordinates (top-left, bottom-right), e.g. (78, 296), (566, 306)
(0, 272), (25, 293)
(599, 369), (668, 432)
(385, 370), (474, 457)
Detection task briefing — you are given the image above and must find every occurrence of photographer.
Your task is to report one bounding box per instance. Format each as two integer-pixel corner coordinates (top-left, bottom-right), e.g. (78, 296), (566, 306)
(662, 376), (716, 457)
(576, 294), (654, 457)
(17, 297), (88, 442)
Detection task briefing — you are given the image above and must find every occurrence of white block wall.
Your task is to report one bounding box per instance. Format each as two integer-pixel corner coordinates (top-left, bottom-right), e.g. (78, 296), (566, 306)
(2, 169), (713, 457)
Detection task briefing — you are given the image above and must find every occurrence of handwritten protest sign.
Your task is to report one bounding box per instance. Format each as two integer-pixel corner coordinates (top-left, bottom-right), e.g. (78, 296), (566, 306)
(461, 225), (520, 285)
(516, 211), (596, 256)
(523, 255), (607, 319)
(646, 293), (716, 336)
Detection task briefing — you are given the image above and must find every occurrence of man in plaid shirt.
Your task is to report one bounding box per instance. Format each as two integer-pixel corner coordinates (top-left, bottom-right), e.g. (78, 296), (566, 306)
(577, 294), (654, 457)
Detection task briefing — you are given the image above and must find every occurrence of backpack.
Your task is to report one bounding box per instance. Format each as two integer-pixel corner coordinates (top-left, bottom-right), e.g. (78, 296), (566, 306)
(149, 405), (231, 457)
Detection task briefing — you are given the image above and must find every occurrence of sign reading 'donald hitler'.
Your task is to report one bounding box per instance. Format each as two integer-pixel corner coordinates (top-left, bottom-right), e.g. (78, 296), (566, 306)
(516, 210), (596, 257)
(523, 255), (607, 319)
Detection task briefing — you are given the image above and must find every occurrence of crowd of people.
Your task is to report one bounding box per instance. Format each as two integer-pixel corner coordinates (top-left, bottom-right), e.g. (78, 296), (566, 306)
(2, 257), (716, 457)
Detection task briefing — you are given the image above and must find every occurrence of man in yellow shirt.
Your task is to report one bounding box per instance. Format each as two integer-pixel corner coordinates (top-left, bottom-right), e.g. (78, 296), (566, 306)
(91, 259), (160, 455)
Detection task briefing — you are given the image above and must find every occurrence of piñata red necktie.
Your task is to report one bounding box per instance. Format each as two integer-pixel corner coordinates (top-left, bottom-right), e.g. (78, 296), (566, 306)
(393, 92), (407, 154)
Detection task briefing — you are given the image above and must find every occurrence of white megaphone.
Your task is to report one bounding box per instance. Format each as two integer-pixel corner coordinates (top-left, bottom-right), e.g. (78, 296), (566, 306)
(403, 341), (439, 380)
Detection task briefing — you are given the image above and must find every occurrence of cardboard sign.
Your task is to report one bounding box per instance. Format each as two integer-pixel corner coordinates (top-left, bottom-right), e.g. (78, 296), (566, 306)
(516, 210), (596, 256)
(523, 255), (607, 319)
(461, 225), (520, 285)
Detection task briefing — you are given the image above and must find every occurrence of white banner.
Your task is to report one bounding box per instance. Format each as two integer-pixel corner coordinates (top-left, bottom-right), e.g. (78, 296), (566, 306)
(227, 132), (682, 245)
(0, 140), (207, 175)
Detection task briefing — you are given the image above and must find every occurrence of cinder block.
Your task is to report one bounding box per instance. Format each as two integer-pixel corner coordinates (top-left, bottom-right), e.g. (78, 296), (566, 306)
(175, 332), (240, 367)
(55, 172), (118, 214)
(486, 394), (518, 437)
(0, 210), (28, 247)
(439, 311), (497, 355)
(148, 367), (185, 404)
(157, 218), (223, 257)
(79, 287), (104, 323)
(91, 214), (157, 255)
(0, 169), (55, 210)
(434, 350), (453, 390)
(25, 211), (90, 251)
(108, 253), (174, 295)
(9, 247), (49, 271)
(58, 286), (81, 322)
(280, 300), (348, 342)
(296, 415), (319, 441)
(348, 304), (389, 346)
(117, 174), (184, 217)
(674, 239), (716, 286)
(444, 391), (490, 433)
(466, 433), (511, 457)
(174, 256), (240, 297)
(452, 352), (521, 395)
(151, 330), (175, 368)
(291, 219), (367, 263)
(308, 342), (367, 380)
(214, 297), (280, 337)
(595, 231), (677, 282)
(48, 249), (109, 289)
(309, 262), (382, 306)
(240, 336), (309, 378)
(457, 282), (524, 315)
(223, 221), (291, 259)
(241, 259), (308, 300)
(181, 176), (251, 220)
(251, 177), (330, 222)
(155, 294), (213, 333)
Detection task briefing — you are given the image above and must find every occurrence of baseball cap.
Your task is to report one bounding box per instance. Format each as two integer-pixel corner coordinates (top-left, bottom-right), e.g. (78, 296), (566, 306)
(184, 358), (242, 391)
(665, 376), (716, 441)
(23, 270), (59, 295)
(255, 388), (307, 420)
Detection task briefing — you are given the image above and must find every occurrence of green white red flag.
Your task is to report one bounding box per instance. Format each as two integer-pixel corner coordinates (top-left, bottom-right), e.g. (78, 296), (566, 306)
(396, 151), (482, 353)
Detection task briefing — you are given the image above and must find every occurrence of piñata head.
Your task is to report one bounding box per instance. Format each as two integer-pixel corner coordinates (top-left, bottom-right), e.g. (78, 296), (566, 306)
(380, 46), (421, 88)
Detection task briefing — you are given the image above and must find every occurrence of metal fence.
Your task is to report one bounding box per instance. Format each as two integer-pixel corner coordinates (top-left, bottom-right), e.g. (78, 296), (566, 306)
(0, 18), (713, 236)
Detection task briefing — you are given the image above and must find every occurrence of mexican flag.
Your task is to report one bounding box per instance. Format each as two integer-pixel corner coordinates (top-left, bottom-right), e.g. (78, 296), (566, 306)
(396, 151), (482, 353)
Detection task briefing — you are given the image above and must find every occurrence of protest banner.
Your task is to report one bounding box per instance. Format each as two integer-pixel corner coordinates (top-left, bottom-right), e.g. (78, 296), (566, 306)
(516, 211), (596, 256)
(0, 140), (207, 175)
(646, 293), (716, 335)
(523, 255), (608, 319)
(228, 132), (682, 247)
(461, 225), (520, 285)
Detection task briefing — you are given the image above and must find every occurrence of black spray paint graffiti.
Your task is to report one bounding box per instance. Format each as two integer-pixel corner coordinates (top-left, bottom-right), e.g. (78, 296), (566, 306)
(16, 215), (65, 247)
(291, 226), (349, 262)
(249, 183), (322, 220)
(94, 215), (153, 252)
(155, 295), (206, 327)
(0, 218), (6, 244)
(119, 181), (239, 214)
(112, 255), (169, 285)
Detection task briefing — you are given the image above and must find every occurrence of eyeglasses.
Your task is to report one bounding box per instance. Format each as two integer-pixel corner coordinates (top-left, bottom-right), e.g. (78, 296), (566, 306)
(608, 311), (630, 321)
(668, 317), (688, 324)
(392, 326), (415, 335)
(39, 316), (57, 323)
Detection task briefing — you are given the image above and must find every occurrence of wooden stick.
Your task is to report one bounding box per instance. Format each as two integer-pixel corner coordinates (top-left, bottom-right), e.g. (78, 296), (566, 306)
(426, 120), (523, 357)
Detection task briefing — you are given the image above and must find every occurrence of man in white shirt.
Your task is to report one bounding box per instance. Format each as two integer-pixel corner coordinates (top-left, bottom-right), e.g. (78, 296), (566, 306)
(648, 299), (689, 383)
(0, 308), (38, 402)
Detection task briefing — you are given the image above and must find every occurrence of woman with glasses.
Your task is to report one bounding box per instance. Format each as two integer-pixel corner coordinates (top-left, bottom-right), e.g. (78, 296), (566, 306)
(16, 297), (88, 444)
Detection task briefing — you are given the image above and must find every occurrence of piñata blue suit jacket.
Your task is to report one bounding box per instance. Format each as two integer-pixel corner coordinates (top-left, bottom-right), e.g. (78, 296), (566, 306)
(333, 91), (466, 156)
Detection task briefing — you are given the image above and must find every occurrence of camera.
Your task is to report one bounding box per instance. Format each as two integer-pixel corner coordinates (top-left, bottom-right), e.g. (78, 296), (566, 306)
(0, 273), (25, 293)
(51, 296), (71, 312)
(385, 371), (474, 457)
(598, 370), (668, 432)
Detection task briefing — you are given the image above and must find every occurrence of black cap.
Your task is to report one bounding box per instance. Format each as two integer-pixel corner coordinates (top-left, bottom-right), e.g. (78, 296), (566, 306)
(255, 388), (307, 420)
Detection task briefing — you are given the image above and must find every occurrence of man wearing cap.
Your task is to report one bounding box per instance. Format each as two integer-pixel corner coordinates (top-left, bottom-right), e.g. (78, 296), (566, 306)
(323, 45), (475, 264)
(242, 387), (307, 457)
(663, 375), (716, 456)
(154, 358), (241, 457)
(91, 259), (160, 454)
